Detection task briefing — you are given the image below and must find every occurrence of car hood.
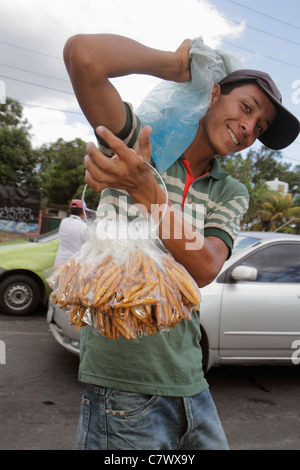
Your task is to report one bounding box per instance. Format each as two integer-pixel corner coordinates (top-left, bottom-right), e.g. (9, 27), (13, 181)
(0, 239), (59, 271)
(0, 240), (30, 252)
(0, 239), (28, 248)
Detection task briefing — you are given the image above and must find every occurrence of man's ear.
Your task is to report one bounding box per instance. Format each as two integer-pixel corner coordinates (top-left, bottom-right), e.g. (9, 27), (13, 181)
(208, 83), (221, 110)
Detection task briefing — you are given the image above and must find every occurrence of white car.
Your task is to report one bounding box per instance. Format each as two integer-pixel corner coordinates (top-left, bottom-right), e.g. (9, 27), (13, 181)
(47, 231), (300, 371)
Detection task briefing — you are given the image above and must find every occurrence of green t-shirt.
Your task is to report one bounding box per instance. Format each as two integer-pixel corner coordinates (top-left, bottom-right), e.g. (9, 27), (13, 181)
(78, 152), (249, 396)
(79, 311), (205, 396)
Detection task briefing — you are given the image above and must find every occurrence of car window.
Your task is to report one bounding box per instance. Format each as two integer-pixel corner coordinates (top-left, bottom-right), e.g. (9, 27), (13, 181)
(232, 235), (261, 253)
(240, 243), (300, 283)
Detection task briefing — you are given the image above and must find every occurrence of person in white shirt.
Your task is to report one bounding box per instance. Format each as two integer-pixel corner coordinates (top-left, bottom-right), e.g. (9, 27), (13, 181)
(55, 199), (87, 265)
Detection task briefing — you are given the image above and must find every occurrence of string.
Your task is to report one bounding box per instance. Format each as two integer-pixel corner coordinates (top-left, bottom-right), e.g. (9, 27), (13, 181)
(81, 159), (169, 231)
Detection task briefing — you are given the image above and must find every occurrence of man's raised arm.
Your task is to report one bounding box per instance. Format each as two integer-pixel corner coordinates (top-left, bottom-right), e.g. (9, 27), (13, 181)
(63, 34), (191, 133)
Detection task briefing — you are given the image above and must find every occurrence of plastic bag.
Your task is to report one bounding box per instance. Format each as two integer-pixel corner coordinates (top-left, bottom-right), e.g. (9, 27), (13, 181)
(46, 217), (200, 341)
(136, 36), (243, 173)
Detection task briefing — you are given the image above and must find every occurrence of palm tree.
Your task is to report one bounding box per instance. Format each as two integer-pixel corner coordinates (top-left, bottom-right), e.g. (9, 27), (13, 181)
(251, 192), (300, 233)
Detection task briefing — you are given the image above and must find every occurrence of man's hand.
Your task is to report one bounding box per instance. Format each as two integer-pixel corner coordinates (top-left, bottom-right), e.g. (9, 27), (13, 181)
(174, 39), (192, 83)
(84, 126), (154, 198)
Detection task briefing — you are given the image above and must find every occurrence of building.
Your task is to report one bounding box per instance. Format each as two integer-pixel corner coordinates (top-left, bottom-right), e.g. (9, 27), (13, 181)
(266, 177), (289, 195)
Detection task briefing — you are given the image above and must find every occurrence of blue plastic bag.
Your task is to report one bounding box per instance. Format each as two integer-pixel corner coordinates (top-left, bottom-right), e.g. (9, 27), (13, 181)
(136, 37), (243, 173)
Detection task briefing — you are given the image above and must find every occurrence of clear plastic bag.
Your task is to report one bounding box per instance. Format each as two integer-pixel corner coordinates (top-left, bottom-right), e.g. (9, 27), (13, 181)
(46, 216), (200, 341)
(136, 36), (243, 173)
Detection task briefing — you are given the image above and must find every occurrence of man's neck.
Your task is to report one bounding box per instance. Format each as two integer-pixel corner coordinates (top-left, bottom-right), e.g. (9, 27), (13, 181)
(183, 120), (216, 178)
(183, 143), (214, 179)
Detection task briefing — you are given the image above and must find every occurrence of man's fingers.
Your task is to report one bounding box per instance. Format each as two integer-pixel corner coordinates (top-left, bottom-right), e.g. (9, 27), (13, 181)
(85, 126), (151, 194)
(85, 141), (116, 173)
(84, 153), (114, 182)
(85, 169), (107, 192)
(95, 126), (131, 161)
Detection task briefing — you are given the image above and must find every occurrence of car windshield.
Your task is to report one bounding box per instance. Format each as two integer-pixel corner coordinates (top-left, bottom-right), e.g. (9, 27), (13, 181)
(232, 235), (261, 254)
(27, 230), (58, 243)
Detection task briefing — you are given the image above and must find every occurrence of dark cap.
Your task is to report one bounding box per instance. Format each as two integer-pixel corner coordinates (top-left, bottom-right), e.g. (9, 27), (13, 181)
(218, 69), (300, 150)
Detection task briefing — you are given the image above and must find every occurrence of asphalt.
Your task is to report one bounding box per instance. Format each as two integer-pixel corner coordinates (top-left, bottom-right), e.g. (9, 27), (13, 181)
(1, 308), (300, 451)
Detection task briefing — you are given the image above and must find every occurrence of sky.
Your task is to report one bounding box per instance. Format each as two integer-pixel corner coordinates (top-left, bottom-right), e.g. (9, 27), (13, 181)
(0, 0), (299, 168)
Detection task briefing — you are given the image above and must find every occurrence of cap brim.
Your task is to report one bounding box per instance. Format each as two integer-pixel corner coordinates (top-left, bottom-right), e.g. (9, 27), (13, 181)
(257, 84), (300, 150)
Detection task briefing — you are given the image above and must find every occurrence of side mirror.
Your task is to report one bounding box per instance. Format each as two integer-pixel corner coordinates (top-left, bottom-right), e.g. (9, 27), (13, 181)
(231, 265), (258, 282)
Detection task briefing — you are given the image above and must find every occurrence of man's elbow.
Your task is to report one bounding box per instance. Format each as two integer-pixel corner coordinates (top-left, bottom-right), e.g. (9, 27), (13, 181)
(63, 34), (91, 74)
(194, 261), (224, 288)
(196, 270), (219, 288)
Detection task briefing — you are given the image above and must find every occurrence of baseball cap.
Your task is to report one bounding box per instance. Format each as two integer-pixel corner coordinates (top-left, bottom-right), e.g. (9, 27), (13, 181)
(218, 69), (300, 150)
(69, 199), (84, 209)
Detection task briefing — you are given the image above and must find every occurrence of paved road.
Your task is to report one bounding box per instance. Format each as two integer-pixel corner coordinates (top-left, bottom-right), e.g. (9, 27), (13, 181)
(0, 309), (83, 450)
(0, 308), (300, 450)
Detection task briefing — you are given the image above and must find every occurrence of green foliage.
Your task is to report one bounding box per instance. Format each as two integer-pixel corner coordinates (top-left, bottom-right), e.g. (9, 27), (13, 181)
(1, 98), (299, 227)
(251, 192), (300, 233)
(37, 137), (100, 211)
(0, 98), (100, 211)
(39, 138), (86, 203)
(75, 182), (101, 211)
(220, 146), (300, 233)
(0, 98), (40, 189)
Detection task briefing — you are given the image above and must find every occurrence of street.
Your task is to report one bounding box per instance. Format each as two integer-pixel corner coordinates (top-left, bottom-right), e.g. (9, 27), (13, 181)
(0, 307), (300, 450)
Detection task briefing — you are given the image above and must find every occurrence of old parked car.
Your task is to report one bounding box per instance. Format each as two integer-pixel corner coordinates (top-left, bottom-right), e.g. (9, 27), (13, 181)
(47, 232), (300, 370)
(0, 230), (59, 316)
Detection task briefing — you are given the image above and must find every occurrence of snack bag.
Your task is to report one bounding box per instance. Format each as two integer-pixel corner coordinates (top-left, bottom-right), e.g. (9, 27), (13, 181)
(46, 216), (200, 341)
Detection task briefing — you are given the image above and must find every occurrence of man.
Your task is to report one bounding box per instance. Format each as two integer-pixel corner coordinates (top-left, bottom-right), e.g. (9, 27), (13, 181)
(63, 34), (299, 450)
(55, 199), (87, 265)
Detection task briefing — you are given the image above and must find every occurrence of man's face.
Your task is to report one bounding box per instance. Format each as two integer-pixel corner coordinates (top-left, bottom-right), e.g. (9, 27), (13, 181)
(203, 83), (277, 156)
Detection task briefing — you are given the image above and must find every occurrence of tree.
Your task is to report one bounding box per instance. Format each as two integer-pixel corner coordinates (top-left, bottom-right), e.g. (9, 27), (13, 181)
(38, 137), (99, 210)
(38, 138), (86, 204)
(220, 145), (300, 229)
(74, 182), (101, 212)
(0, 97), (40, 189)
(251, 192), (300, 233)
(0, 98), (99, 211)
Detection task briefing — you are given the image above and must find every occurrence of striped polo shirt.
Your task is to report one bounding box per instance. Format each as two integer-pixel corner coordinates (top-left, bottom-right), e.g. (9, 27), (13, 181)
(96, 155), (249, 255)
(94, 102), (249, 252)
(78, 104), (249, 396)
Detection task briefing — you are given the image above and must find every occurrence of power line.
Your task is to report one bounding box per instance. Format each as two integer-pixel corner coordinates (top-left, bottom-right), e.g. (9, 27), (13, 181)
(1, 31), (299, 101)
(227, 16), (300, 47)
(0, 40), (62, 60)
(212, 37), (300, 69)
(222, 0), (300, 30)
(283, 154), (300, 161)
(0, 74), (73, 95)
(0, 63), (69, 83)
(0, 18), (299, 82)
(21, 102), (82, 115)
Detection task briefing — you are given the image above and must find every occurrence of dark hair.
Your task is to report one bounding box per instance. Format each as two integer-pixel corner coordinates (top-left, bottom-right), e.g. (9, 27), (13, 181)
(70, 207), (83, 216)
(220, 79), (257, 96)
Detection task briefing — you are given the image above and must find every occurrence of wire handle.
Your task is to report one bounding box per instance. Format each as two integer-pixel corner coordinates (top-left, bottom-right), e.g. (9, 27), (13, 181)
(81, 159), (169, 231)
(143, 159), (169, 229)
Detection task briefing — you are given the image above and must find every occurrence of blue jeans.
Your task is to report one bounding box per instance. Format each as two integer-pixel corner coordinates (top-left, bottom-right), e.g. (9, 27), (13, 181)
(77, 385), (229, 450)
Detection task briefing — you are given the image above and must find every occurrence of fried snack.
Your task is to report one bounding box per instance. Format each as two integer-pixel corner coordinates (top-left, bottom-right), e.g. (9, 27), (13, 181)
(49, 249), (200, 341)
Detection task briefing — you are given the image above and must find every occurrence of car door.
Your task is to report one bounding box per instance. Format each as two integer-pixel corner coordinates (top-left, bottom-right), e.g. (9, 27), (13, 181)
(219, 241), (300, 360)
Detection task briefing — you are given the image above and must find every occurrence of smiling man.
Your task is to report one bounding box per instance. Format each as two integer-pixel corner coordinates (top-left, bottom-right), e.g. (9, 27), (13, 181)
(203, 82), (276, 155)
(63, 34), (299, 451)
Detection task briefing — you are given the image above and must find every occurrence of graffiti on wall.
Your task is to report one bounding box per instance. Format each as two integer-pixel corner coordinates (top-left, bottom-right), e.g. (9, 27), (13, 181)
(0, 185), (41, 235)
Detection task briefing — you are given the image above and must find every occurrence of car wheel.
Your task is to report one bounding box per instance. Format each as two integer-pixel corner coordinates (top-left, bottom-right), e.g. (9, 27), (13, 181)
(0, 275), (40, 316)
